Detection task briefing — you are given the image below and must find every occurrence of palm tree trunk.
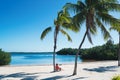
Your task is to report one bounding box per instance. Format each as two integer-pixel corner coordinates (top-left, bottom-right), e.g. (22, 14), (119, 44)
(53, 45), (56, 72)
(118, 32), (120, 66)
(72, 30), (88, 75)
(53, 29), (58, 72)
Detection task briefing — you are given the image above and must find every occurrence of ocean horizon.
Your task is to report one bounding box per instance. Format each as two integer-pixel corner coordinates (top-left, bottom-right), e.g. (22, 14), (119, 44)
(10, 52), (82, 65)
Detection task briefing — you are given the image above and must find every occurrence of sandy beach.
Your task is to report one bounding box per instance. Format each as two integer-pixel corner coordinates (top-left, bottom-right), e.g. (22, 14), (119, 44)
(0, 61), (120, 80)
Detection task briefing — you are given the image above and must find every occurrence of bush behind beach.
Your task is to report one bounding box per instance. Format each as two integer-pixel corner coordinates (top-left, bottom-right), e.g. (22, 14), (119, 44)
(57, 40), (118, 60)
(0, 49), (11, 65)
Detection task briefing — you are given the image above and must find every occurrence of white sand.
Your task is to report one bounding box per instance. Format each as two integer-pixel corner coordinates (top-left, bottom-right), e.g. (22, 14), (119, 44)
(0, 61), (120, 80)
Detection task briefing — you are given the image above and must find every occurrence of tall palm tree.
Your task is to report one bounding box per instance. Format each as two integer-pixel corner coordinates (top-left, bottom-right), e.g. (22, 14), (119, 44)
(40, 10), (79, 72)
(64, 0), (120, 75)
(110, 22), (120, 66)
(117, 31), (120, 66)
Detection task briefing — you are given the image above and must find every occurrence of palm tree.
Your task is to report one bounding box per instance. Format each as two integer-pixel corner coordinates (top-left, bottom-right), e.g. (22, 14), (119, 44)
(40, 10), (79, 72)
(118, 32), (120, 66)
(110, 22), (120, 66)
(64, 0), (120, 75)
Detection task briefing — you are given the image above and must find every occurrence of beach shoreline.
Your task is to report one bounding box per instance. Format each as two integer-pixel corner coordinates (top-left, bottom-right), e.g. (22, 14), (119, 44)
(1, 60), (116, 67)
(0, 61), (120, 80)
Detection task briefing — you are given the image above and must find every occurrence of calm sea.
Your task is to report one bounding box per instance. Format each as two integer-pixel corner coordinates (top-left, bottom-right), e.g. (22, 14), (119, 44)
(10, 52), (82, 65)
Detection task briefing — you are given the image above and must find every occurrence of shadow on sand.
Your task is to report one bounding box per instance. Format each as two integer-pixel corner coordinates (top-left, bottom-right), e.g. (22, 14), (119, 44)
(83, 66), (118, 72)
(0, 71), (88, 80)
(0, 72), (41, 80)
(42, 76), (65, 80)
(41, 75), (88, 80)
(71, 77), (88, 80)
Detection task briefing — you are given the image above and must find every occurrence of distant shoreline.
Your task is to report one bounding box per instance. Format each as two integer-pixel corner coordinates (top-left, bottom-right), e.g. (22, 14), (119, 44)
(10, 52), (53, 53)
(1, 60), (117, 67)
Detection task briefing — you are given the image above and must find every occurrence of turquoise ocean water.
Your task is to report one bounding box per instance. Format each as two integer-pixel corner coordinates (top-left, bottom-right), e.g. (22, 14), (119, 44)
(10, 52), (82, 65)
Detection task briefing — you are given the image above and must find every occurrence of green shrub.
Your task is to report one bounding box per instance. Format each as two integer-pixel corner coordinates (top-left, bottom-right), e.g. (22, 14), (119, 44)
(0, 49), (11, 65)
(112, 75), (120, 80)
(57, 48), (78, 55)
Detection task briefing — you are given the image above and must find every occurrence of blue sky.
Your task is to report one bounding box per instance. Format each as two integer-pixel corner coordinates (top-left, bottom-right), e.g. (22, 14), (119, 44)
(0, 0), (120, 52)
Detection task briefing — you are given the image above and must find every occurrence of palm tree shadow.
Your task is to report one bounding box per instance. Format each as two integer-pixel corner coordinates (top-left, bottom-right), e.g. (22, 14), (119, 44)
(65, 75), (88, 80)
(0, 72), (38, 80)
(0, 75), (4, 78)
(83, 66), (118, 72)
(41, 76), (65, 80)
(42, 75), (88, 80)
(72, 77), (88, 80)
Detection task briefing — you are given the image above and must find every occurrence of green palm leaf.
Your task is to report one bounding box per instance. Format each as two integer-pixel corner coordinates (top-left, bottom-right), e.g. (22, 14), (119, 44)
(110, 23), (120, 32)
(73, 10), (86, 28)
(60, 29), (72, 42)
(63, 3), (79, 13)
(40, 27), (52, 40)
(62, 22), (80, 32)
(97, 12), (120, 25)
(99, 0), (120, 11)
(95, 17), (111, 40)
(87, 29), (93, 44)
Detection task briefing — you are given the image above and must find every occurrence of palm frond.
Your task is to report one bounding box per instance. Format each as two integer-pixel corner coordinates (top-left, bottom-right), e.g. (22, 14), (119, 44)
(63, 2), (80, 13)
(97, 12), (120, 25)
(40, 27), (52, 40)
(95, 0), (120, 12)
(95, 17), (111, 40)
(63, 8), (70, 17)
(73, 10), (86, 28)
(103, 0), (118, 3)
(102, 2), (120, 11)
(60, 29), (72, 42)
(95, 2), (109, 12)
(56, 9), (80, 33)
(90, 25), (97, 35)
(60, 16), (71, 24)
(62, 22), (80, 32)
(87, 29), (93, 44)
(57, 10), (72, 26)
(110, 22), (120, 32)
(77, 1), (86, 12)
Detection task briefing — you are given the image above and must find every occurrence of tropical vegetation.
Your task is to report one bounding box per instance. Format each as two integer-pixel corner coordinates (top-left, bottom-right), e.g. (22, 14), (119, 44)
(0, 49), (11, 65)
(63, 0), (120, 75)
(57, 40), (118, 60)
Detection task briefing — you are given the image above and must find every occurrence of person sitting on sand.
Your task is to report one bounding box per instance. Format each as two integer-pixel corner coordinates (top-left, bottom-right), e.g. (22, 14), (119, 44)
(55, 63), (61, 71)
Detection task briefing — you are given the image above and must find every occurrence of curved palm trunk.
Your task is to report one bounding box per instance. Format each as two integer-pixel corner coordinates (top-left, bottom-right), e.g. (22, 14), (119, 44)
(73, 11), (91, 75)
(72, 29), (88, 75)
(118, 32), (120, 66)
(53, 42), (56, 71)
(53, 27), (59, 72)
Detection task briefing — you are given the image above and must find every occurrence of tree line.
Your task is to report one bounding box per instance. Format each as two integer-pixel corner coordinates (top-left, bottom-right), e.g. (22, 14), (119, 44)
(57, 40), (118, 60)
